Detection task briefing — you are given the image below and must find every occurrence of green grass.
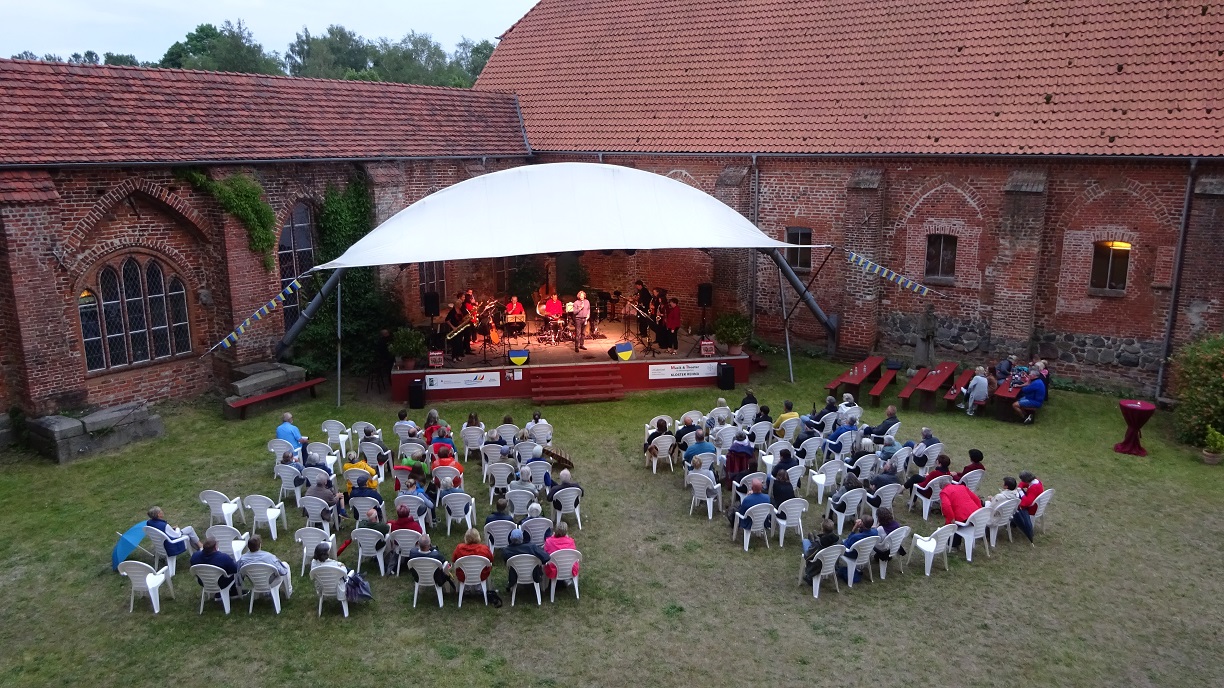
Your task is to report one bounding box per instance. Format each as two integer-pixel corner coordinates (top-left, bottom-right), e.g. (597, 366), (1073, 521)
(1, 353), (1222, 687)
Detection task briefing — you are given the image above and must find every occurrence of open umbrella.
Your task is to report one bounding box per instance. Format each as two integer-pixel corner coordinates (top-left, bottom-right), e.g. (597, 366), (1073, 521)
(112, 522), (148, 570)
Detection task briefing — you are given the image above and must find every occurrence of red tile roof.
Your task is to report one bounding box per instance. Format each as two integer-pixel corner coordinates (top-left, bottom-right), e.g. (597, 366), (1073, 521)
(476, 0), (1224, 156)
(0, 170), (59, 203)
(0, 60), (529, 166)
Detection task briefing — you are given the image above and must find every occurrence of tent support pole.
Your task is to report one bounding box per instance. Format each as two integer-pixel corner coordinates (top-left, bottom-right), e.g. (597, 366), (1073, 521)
(760, 249), (838, 353)
(336, 279), (342, 408)
(275, 268), (346, 355)
(778, 268), (794, 383)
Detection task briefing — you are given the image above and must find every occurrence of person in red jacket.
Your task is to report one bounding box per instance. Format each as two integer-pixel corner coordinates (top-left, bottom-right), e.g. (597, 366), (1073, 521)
(1017, 470), (1044, 515)
(905, 454), (952, 495)
(662, 297), (682, 353)
(430, 446), (465, 487)
(940, 482), (983, 526)
(952, 449), (985, 482)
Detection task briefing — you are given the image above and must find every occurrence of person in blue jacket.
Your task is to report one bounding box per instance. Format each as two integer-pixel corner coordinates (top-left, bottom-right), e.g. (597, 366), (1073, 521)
(1013, 373), (1047, 424)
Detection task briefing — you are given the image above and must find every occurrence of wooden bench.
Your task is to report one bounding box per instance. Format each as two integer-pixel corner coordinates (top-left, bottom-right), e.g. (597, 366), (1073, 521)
(227, 377), (326, 420)
(868, 368), (898, 407)
(943, 369), (976, 410)
(824, 373), (845, 394)
(897, 368), (929, 410)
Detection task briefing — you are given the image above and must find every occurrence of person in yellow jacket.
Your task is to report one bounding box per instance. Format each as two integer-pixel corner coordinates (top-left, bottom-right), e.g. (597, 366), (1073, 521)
(343, 450), (378, 492)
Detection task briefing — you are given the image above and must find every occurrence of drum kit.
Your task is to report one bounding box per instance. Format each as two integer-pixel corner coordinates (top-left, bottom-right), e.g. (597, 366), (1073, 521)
(535, 292), (615, 346)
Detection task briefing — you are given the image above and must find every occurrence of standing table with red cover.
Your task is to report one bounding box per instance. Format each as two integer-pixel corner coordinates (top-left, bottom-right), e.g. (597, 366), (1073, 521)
(1114, 399), (1156, 456)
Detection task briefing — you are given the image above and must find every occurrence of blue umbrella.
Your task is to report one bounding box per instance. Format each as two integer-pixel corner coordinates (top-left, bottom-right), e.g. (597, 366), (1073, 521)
(112, 522), (148, 570)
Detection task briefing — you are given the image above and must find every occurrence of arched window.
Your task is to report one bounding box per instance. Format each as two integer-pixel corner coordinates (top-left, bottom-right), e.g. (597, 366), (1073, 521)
(278, 202), (316, 327)
(78, 256), (192, 372)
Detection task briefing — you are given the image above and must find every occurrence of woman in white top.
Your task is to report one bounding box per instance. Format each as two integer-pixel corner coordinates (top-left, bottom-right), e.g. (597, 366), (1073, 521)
(309, 542), (349, 574)
(837, 393), (861, 426)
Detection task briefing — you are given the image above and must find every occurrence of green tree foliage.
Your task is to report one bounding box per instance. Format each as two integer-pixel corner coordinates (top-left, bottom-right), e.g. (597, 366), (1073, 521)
(286, 25), (372, 78)
(103, 52), (141, 66)
(11, 51), (38, 60)
(453, 38), (496, 83)
(1172, 333), (1224, 446)
(69, 51), (100, 64)
(179, 169), (278, 270)
(289, 175), (404, 377)
(160, 21), (283, 74)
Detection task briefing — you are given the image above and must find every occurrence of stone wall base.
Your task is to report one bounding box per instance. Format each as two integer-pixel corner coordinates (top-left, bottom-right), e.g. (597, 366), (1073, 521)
(26, 402), (165, 464)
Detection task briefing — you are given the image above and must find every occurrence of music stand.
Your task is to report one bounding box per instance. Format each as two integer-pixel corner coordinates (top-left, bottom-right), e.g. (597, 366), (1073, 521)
(629, 304), (660, 357)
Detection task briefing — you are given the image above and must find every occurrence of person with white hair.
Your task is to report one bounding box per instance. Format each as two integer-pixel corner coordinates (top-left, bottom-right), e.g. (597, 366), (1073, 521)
(437, 475), (464, 502)
(237, 534), (294, 597)
(275, 412), (306, 457)
(547, 468), (582, 501)
(836, 393), (860, 426)
(508, 465), (536, 494)
(145, 505), (201, 553)
(909, 427), (941, 470)
(957, 366), (991, 415)
(704, 397), (730, 431)
(523, 445), (555, 488)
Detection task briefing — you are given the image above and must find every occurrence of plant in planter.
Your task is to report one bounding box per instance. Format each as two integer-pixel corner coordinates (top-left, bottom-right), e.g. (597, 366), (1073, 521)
(1204, 426), (1224, 465)
(713, 313), (752, 355)
(389, 327), (427, 369)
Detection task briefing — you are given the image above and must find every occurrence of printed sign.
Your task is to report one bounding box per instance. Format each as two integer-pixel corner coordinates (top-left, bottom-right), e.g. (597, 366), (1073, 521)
(428, 351), (445, 368)
(426, 372), (501, 389)
(648, 362), (719, 380)
(700, 340), (716, 357)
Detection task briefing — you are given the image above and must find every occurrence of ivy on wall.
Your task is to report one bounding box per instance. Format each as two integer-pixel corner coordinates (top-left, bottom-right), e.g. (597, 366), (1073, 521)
(179, 169), (277, 270)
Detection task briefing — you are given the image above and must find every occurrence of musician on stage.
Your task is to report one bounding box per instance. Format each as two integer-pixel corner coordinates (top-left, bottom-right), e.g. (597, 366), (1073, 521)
(504, 295), (526, 336)
(663, 296), (681, 354)
(445, 302), (468, 361)
(635, 279), (651, 337)
(545, 293), (564, 321)
(572, 290), (591, 352)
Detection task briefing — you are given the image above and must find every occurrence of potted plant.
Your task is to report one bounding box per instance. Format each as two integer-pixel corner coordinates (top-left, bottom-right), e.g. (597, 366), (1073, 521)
(713, 313), (752, 356)
(389, 327), (427, 369)
(1204, 426), (1224, 465)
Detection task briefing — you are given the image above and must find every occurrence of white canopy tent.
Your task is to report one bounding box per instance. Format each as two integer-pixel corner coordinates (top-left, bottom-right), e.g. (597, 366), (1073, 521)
(300, 162), (832, 403)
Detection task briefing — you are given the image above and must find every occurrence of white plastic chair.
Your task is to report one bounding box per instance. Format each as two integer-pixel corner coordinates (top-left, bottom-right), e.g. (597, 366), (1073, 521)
(275, 464), (304, 505)
(778, 417), (801, 442)
(548, 549), (582, 602)
(407, 557), (445, 608)
(351, 527), (387, 576)
(433, 465), (462, 490)
(889, 446), (913, 475)
(487, 462), (516, 503)
(732, 502), (775, 551)
(359, 441), (390, 482)
(495, 424), (519, 443)
(393, 424), (417, 456)
(828, 487), (865, 535)
(300, 495), (337, 535)
(955, 506), (993, 562)
(348, 496), (381, 522)
(914, 443), (944, 477)
(529, 422), (553, 446)
(715, 425), (739, 457)
(957, 468), (985, 494)
(644, 415), (675, 443)
(877, 525), (912, 579)
(747, 421), (774, 451)
(303, 466), (330, 488)
(118, 561), (168, 613)
(734, 404), (757, 428)
(306, 441), (338, 472)
(200, 489), (245, 527)
(987, 497), (1021, 547)
(206, 524), (250, 561)
(758, 440), (791, 476)
(816, 412), (838, 437)
(344, 468), (373, 492)
(869, 483), (904, 522)
(851, 454), (878, 483)
(243, 494), (287, 540)
(909, 475), (953, 520)
(460, 426), (486, 463)
(830, 428), (860, 464)
(806, 460), (843, 504)
(775, 497), (809, 547)
(294, 527), (335, 577)
(786, 465), (805, 491)
(677, 410), (704, 433)
(400, 443), (425, 463)
(686, 472), (723, 520)
(388, 529), (423, 575)
(520, 517), (553, 545)
(1032, 489), (1055, 536)
(242, 562), (288, 614)
(322, 419), (350, 456)
(796, 437), (824, 468)
(731, 472), (768, 508)
(268, 438), (295, 475)
(506, 553), (543, 606)
(875, 422), (902, 447)
(309, 565), (349, 617)
(351, 421), (380, 442)
(394, 494), (431, 530)
(505, 489), (537, 519)
(707, 406), (731, 425)
(143, 526), (188, 597)
(909, 523), (956, 576)
(191, 563), (236, 615)
(646, 434), (676, 474)
(441, 492), (476, 535)
(484, 520), (517, 555)
(525, 462), (551, 493)
(839, 535), (880, 588)
(804, 544), (846, 599)
(514, 441), (540, 465)
(453, 555), (492, 607)
(481, 444), (504, 480)
(551, 487), (583, 529)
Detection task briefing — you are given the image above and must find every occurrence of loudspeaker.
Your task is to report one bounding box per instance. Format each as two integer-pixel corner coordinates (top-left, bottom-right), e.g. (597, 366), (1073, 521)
(423, 291), (440, 317)
(697, 283), (713, 308)
(408, 378), (426, 409)
(717, 362), (736, 390)
(428, 332), (446, 351)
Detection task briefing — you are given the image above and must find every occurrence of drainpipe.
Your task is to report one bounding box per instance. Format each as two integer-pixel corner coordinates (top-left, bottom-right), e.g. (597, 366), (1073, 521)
(1154, 158), (1197, 401)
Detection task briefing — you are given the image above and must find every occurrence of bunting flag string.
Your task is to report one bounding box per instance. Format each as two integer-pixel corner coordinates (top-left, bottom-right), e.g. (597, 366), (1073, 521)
(846, 251), (938, 297)
(203, 278), (303, 356)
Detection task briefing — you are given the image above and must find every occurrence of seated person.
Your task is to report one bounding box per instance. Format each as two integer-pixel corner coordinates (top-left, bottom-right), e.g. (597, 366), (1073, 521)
(822, 417), (859, 460)
(867, 459), (901, 497)
(828, 474), (863, 514)
(524, 411), (550, 441)
(343, 451), (378, 491)
(771, 448), (799, 480)
(704, 398), (730, 431)
(753, 405), (773, 426)
(544, 521), (577, 554)
(305, 476), (347, 519)
(518, 503), (546, 530)
(957, 366), (991, 415)
(302, 445), (334, 475)
(861, 405), (900, 442)
(1017, 471), (1044, 515)
(910, 427), (942, 470)
(836, 393), (860, 426)
(729, 479), (772, 530)
(430, 446), (464, 481)
(682, 429), (717, 466)
(359, 426), (393, 467)
(995, 354), (1017, 382)
(400, 424), (428, 452)
(800, 396), (840, 433)
(952, 449), (985, 482)
(508, 466), (537, 495)
(190, 535), (239, 591)
(145, 505), (201, 553)
(524, 447), (556, 488)
(501, 528), (550, 566)
(675, 416), (700, 450)
(739, 389), (758, 408)
(547, 468), (583, 501)
(940, 482), (983, 527)
(800, 518), (840, 584)
(389, 503), (423, 534)
(463, 412), (485, 434)
(348, 474), (385, 518)
(986, 476), (1022, 507)
(310, 541), (349, 574)
(773, 400), (799, 437)
(275, 412), (306, 457)
(357, 507), (389, 535)
(1013, 373), (1047, 424)
(873, 507), (906, 558)
(452, 527), (493, 562)
(725, 431), (756, 482)
(643, 418), (673, 467)
(437, 476), (465, 502)
(905, 454), (953, 495)
(486, 498), (514, 524)
(237, 534), (293, 596)
(770, 466), (796, 506)
(430, 427), (458, 457)
(876, 436), (902, 465)
(421, 409), (444, 444)
(278, 450), (304, 474)
(393, 409), (417, 435)
(687, 456), (720, 499)
(484, 429), (507, 447)
(406, 534), (456, 594)
(837, 516), (878, 582)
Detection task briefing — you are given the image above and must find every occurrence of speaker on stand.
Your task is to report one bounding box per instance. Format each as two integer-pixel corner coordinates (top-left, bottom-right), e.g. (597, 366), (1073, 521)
(687, 283), (715, 357)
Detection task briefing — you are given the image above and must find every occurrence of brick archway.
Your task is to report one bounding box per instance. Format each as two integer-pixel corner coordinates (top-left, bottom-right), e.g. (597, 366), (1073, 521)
(66, 178), (212, 263)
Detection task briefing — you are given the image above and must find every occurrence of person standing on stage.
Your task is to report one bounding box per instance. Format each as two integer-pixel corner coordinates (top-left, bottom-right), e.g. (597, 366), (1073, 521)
(445, 302), (467, 361)
(462, 291), (479, 347)
(635, 280), (651, 337)
(572, 291), (591, 352)
(663, 296), (681, 354)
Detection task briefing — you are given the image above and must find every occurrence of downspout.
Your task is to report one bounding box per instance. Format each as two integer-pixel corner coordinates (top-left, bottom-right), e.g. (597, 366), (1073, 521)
(749, 155), (760, 332)
(1154, 158), (1198, 401)
(276, 268), (346, 356)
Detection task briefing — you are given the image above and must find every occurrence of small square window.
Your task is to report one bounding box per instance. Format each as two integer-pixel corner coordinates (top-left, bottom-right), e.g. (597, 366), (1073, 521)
(1090, 240), (1130, 291)
(786, 227), (812, 270)
(925, 234), (957, 280)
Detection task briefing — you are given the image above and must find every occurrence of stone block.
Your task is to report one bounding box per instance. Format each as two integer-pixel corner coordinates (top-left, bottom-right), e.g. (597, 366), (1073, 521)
(278, 363), (307, 384)
(232, 361), (281, 380)
(230, 369), (287, 397)
(30, 415), (165, 465)
(26, 415), (85, 441)
(81, 402), (149, 432)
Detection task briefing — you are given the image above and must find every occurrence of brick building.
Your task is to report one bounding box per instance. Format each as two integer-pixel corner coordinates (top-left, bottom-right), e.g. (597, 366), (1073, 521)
(474, 0), (1224, 395)
(1, 0), (1222, 416)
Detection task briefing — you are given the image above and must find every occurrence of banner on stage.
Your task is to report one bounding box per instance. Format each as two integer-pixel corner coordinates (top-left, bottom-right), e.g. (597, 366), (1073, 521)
(648, 362), (719, 380)
(426, 373), (501, 390)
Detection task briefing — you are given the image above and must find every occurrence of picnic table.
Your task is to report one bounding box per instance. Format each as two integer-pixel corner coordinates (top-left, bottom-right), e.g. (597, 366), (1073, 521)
(828, 355), (885, 399)
(916, 361), (957, 412)
(993, 380), (1023, 420)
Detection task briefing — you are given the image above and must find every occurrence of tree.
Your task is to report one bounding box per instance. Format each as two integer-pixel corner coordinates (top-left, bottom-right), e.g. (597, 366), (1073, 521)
(11, 51), (38, 60)
(367, 32), (469, 87)
(453, 38), (495, 83)
(68, 51), (100, 65)
(286, 25), (371, 78)
(160, 21), (283, 74)
(103, 53), (141, 67)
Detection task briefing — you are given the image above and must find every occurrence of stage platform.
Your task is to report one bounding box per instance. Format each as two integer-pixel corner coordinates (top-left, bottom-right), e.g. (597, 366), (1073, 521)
(390, 331), (748, 405)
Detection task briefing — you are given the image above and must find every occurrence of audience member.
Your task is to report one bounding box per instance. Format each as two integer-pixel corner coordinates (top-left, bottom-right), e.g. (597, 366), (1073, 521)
(305, 475), (346, 518)
(952, 449), (985, 482)
(688, 456), (720, 500)
(452, 527), (493, 562)
(837, 516), (878, 582)
(393, 409), (417, 436)
(524, 446), (556, 488)
(422, 409), (445, 444)
(872, 507), (906, 559)
(725, 431), (756, 483)
(349, 474), (385, 517)
(800, 396), (840, 434)
(837, 393), (860, 425)
(237, 534), (293, 596)
(876, 436), (902, 464)
(485, 429), (507, 447)
(524, 411), (550, 441)
(275, 412), (306, 456)
(190, 535), (239, 591)
(502, 528), (550, 565)
(675, 415), (699, 449)
(729, 478), (772, 531)
(643, 418), (673, 468)
(430, 427), (458, 456)
(704, 398), (730, 431)
(996, 354), (1017, 381)
(430, 446), (464, 481)
(682, 429), (717, 466)
(508, 466), (536, 495)
(464, 412), (485, 433)
(1017, 471), (1044, 515)
(773, 448), (799, 476)
(822, 415), (859, 460)
(310, 541), (348, 574)
(279, 450), (304, 474)
(753, 405), (773, 425)
(829, 474), (863, 514)
(543, 521), (576, 554)
(547, 468), (583, 501)
(145, 505), (201, 553)
(939, 482), (983, 527)
(770, 466), (796, 505)
(486, 498), (514, 524)
(389, 503), (423, 533)
(957, 366), (990, 415)
(343, 451), (378, 491)
(359, 426), (393, 467)
(861, 405), (900, 442)
(800, 518), (840, 584)
(357, 507), (389, 535)
(406, 534), (456, 594)
(986, 476), (1021, 506)
(1014, 372), (1047, 424)
(739, 388), (757, 408)
(773, 400), (799, 436)
(910, 427), (941, 469)
(905, 454), (952, 495)
(437, 476), (464, 502)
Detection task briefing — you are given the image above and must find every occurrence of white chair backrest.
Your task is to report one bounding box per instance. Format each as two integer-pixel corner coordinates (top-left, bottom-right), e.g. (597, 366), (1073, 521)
(882, 525), (911, 556)
(344, 468), (370, 487)
(742, 503), (775, 531)
(506, 489), (537, 517)
(190, 563), (229, 594)
(394, 494), (427, 516)
(846, 535), (880, 562)
(349, 496), (379, 517)
(779, 417), (801, 441)
(884, 423), (901, 439)
(351, 421), (378, 438)
(275, 463), (301, 487)
(200, 489), (234, 515)
(406, 556), (443, 583)
(394, 424), (416, 443)
(143, 526), (173, 557)
(303, 467), (330, 487)
(690, 452), (717, 472)
(489, 462), (515, 489)
(496, 424), (519, 442)
(441, 492), (473, 517)
(453, 555), (491, 584)
(990, 497), (1021, 526)
(310, 565), (346, 599)
(735, 405), (758, 426)
(963, 507), (993, 538)
(1033, 489), (1055, 518)
(874, 483), (903, 509)
(838, 488), (866, 514)
(295, 526), (331, 553)
(766, 440), (791, 461)
(351, 527), (384, 550)
(648, 414), (674, 431)
(924, 524), (957, 553)
(481, 444), (504, 465)
(923, 442), (945, 459)
(797, 436), (824, 461)
(268, 438), (294, 459)
(786, 465), (805, 488)
(245, 494), (277, 511)
(853, 454), (877, 478)
(241, 562), (279, 592)
(680, 410), (704, 428)
(708, 406), (731, 424)
(525, 462), (550, 490)
(460, 426), (486, 452)
(777, 497), (809, 522)
(889, 446), (913, 473)
(748, 421), (773, 443)
(549, 549), (582, 581)
(651, 434), (676, 454)
(737, 472), (768, 492)
(484, 520), (516, 549)
(322, 420), (347, 443)
(359, 442), (383, 463)
(818, 412), (838, 433)
(388, 529), (422, 553)
(118, 560), (163, 592)
(529, 422), (553, 445)
(515, 442), (539, 463)
(814, 543), (846, 572)
(817, 459), (843, 483)
(958, 469), (985, 493)
(715, 425), (739, 450)
(206, 524), (244, 546)
(520, 517), (552, 544)
(927, 475), (953, 499)
(686, 472), (716, 497)
(505, 553), (541, 582)
(552, 487), (582, 512)
(306, 441), (333, 462)
(300, 496), (330, 525)
(401, 445), (425, 461)
(433, 465), (461, 486)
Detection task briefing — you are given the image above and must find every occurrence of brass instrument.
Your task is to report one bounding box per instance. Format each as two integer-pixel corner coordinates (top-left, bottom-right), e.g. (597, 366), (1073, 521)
(446, 299), (496, 340)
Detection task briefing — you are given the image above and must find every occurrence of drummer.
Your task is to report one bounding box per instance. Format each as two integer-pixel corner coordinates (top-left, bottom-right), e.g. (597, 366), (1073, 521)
(544, 293), (564, 323)
(504, 295), (526, 336)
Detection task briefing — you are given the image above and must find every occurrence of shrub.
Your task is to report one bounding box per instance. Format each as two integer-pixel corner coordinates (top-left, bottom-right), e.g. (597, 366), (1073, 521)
(713, 313), (752, 346)
(1172, 334), (1224, 446)
(1206, 426), (1224, 454)
(389, 327), (427, 361)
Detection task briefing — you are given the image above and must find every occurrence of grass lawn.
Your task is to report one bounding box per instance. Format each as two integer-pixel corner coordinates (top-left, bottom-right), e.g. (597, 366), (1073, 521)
(1, 353), (1222, 687)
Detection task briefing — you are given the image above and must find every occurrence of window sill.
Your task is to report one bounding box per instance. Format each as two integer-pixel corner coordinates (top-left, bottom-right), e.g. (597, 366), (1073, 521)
(1087, 287), (1127, 298)
(83, 353), (196, 379)
(923, 276), (956, 287)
